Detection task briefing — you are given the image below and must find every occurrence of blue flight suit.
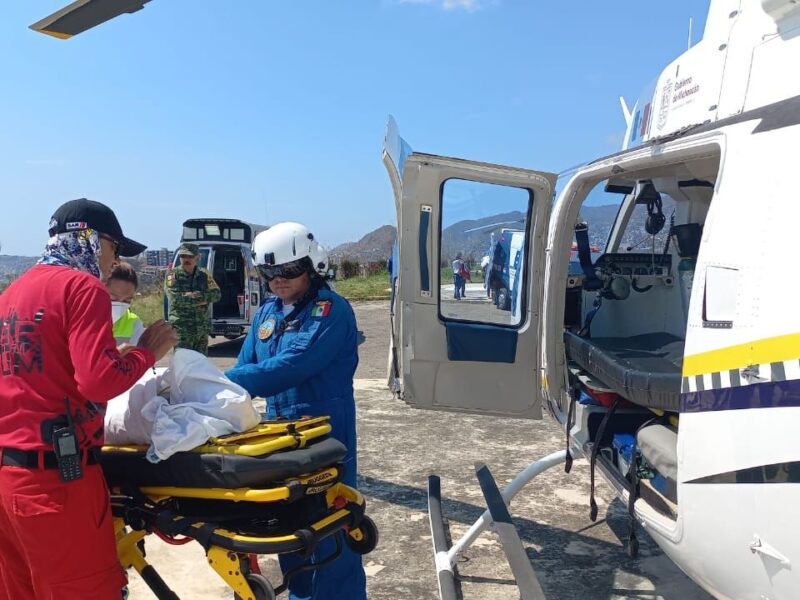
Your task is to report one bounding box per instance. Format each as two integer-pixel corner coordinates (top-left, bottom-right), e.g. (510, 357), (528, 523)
(225, 287), (366, 600)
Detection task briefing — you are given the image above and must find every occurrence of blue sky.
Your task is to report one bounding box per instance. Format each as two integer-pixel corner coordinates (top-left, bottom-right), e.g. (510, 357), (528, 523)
(0, 0), (708, 256)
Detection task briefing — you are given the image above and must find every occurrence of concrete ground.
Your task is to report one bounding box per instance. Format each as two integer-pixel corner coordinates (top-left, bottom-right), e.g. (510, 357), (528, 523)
(130, 301), (711, 600)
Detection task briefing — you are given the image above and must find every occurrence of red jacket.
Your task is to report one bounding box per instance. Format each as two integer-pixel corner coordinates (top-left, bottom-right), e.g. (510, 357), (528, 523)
(0, 265), (155, 450)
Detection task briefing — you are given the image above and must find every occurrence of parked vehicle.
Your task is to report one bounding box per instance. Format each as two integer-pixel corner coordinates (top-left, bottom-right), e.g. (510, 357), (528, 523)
(174, 218), (269, 340)
(486, 228), (524, 314)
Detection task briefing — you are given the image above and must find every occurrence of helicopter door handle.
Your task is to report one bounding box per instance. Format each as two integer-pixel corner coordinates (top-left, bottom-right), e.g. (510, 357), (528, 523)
(749, 535), (791, 568)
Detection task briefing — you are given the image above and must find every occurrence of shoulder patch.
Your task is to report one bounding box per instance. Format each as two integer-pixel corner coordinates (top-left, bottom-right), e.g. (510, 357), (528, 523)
(258, 317), (276, 340)
(311, 300), (332, 318)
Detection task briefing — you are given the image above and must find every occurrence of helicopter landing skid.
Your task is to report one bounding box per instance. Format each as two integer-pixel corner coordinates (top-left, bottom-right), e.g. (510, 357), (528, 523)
(428, 450), (566, 600)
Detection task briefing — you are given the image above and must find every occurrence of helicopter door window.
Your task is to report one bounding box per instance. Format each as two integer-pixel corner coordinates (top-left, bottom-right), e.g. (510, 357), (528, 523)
(439, 178), (532, 327)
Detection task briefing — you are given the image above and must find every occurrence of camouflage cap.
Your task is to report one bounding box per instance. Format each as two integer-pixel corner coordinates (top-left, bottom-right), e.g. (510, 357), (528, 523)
(178, 243), (200, 257)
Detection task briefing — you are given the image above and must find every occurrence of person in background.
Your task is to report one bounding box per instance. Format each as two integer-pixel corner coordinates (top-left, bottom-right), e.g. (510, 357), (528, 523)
(164, 243), (221, 355)
(107, 262), (145, 345)
(481, 255), (491, 298)
(386, 254), (393, 285)
(0, 199), (175, 599)
(452, 252), (465, 300)
(458, 256), (471, 299)
(225, 222), (366, 600)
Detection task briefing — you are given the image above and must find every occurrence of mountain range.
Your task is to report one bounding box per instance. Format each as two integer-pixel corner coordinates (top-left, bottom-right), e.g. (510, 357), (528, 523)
(0, 203), (625, 276)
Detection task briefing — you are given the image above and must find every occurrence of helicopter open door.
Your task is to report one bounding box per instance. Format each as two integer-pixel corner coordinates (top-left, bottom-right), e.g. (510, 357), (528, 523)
(389, 127), (556, 419)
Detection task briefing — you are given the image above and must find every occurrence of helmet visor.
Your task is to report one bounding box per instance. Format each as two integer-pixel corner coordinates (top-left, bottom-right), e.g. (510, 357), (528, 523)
(257, 258), (309, 281)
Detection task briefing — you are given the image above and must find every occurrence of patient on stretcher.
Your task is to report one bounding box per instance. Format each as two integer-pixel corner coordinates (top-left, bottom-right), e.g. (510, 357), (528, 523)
(104, 348), (260, 461)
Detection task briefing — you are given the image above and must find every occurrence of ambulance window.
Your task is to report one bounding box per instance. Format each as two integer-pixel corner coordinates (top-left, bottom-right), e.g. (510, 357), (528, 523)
(182, 226), (197, 240)
(199, 248), (211, 269)
(439, 178), (532, 327)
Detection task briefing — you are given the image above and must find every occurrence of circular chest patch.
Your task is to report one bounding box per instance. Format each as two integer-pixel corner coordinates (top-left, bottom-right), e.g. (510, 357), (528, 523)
(258, 318), (276, 341)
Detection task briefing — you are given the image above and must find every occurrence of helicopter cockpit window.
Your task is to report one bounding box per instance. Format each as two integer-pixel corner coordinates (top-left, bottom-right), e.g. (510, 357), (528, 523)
(617, 188), (676, 254)
(439, 178), (532, 327)
(182, 226), (197, 240)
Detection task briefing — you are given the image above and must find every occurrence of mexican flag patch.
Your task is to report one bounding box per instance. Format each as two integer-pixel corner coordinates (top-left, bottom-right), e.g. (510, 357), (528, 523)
(311, 301), (331, 318)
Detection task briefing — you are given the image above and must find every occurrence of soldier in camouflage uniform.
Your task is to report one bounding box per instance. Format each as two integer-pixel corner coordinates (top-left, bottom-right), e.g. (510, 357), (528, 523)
(164, 243), (221, 355)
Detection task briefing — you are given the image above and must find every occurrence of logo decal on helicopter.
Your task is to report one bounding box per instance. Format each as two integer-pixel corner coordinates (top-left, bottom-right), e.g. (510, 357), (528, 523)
(657, 77), (673, 131)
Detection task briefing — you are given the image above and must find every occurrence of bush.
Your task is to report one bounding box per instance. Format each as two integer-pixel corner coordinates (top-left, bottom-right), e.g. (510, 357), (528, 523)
(0, 274), (16, 294)
(131, 292), (167, 327)
(338, 259), (360, 279)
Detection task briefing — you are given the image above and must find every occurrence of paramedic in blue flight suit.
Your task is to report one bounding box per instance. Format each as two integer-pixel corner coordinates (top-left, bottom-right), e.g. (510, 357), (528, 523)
(225, 222), (366, 600)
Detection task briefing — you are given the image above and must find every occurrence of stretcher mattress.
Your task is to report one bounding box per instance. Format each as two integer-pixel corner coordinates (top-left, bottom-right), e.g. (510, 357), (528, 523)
(102, 436), (347, 488)
(102, 417), (347, 489)
(565, 331), (684, 412)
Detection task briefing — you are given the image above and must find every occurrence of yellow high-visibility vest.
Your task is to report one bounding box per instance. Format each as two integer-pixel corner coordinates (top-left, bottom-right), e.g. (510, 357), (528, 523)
(113, 310), (142, 343)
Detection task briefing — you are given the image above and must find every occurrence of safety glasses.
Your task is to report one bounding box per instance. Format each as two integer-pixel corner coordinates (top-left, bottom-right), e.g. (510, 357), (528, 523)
(99, 233), (120, 259)
(257, 259), (308, 281)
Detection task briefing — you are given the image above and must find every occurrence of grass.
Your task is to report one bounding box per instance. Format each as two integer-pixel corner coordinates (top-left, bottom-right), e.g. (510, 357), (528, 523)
(130, 273), (392, 326)
(334, 272), (392, 301)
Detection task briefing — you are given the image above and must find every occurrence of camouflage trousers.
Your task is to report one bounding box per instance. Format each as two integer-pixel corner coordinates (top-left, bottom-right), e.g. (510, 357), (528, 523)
(175, 328), (210, 356)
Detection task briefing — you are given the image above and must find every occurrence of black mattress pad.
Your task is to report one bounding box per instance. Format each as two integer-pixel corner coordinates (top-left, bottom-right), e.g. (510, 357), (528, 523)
(565, 331), (684, 412)
(102, 437), (347, 489)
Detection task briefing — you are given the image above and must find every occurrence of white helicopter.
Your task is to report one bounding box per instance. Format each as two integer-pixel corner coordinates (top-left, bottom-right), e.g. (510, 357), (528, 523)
(383, 1), (800, 599)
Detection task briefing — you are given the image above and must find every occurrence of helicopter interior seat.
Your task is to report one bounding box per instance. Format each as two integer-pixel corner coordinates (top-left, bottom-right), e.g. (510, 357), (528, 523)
(564, 331), (684, 412)
(636, 421), (678, 504)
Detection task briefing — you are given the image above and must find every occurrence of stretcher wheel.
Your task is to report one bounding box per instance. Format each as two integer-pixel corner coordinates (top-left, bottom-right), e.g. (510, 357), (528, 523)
(345, 516), (379, 555)
(233, 573), (276, 600)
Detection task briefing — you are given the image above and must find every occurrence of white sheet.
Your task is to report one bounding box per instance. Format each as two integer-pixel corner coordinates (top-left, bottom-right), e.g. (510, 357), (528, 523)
(104, 349), (261, 462)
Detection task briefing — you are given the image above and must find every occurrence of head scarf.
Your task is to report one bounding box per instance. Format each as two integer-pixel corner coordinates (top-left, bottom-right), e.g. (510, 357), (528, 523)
(38, 228), (102, 279)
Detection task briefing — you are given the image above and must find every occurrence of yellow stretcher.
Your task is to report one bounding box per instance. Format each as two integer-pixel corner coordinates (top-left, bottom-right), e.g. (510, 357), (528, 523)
(102, 417), (378, 600)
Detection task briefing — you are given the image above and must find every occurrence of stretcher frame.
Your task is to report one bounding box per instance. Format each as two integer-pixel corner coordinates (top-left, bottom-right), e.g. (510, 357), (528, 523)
(113, 481), (376, 600)
(105, 416), (376, 600)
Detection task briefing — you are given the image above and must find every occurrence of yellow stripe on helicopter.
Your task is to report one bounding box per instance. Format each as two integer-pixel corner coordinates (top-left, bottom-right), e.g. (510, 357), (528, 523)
(683, 332), (800, 377)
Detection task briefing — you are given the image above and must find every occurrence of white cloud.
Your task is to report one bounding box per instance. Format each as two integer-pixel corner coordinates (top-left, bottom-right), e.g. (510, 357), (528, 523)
(397, 0), (485, 12)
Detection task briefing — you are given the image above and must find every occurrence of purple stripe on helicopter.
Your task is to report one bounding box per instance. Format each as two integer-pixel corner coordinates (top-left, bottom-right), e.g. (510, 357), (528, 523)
(682, 378), (800, 412)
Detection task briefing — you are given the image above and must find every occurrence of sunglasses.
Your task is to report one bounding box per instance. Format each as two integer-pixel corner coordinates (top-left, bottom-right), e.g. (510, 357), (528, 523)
(257, 260), (308, 281)
(99, 233), (120, 259)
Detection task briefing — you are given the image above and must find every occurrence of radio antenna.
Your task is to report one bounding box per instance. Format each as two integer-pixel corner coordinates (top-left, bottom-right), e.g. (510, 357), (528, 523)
(687, 17), (693, 50)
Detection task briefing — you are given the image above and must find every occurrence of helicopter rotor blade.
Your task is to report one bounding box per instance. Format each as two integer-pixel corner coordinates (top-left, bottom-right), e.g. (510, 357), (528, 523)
(30, 0), (152, 39)
(463, 219), (525, 234)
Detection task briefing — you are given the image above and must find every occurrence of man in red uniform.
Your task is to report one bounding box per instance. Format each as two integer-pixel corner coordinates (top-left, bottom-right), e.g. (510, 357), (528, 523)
(0, 199), (176, 599)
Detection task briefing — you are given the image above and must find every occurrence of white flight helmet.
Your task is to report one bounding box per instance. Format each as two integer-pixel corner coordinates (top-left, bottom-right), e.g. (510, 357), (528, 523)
(252, 222), (329, 277)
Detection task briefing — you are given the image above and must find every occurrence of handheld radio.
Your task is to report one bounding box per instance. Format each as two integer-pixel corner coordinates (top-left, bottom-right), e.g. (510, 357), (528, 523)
(53, 398), (83, 482)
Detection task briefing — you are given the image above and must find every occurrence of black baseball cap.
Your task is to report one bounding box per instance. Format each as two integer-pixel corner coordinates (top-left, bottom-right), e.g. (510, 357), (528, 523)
(48, 199), (147, 257)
